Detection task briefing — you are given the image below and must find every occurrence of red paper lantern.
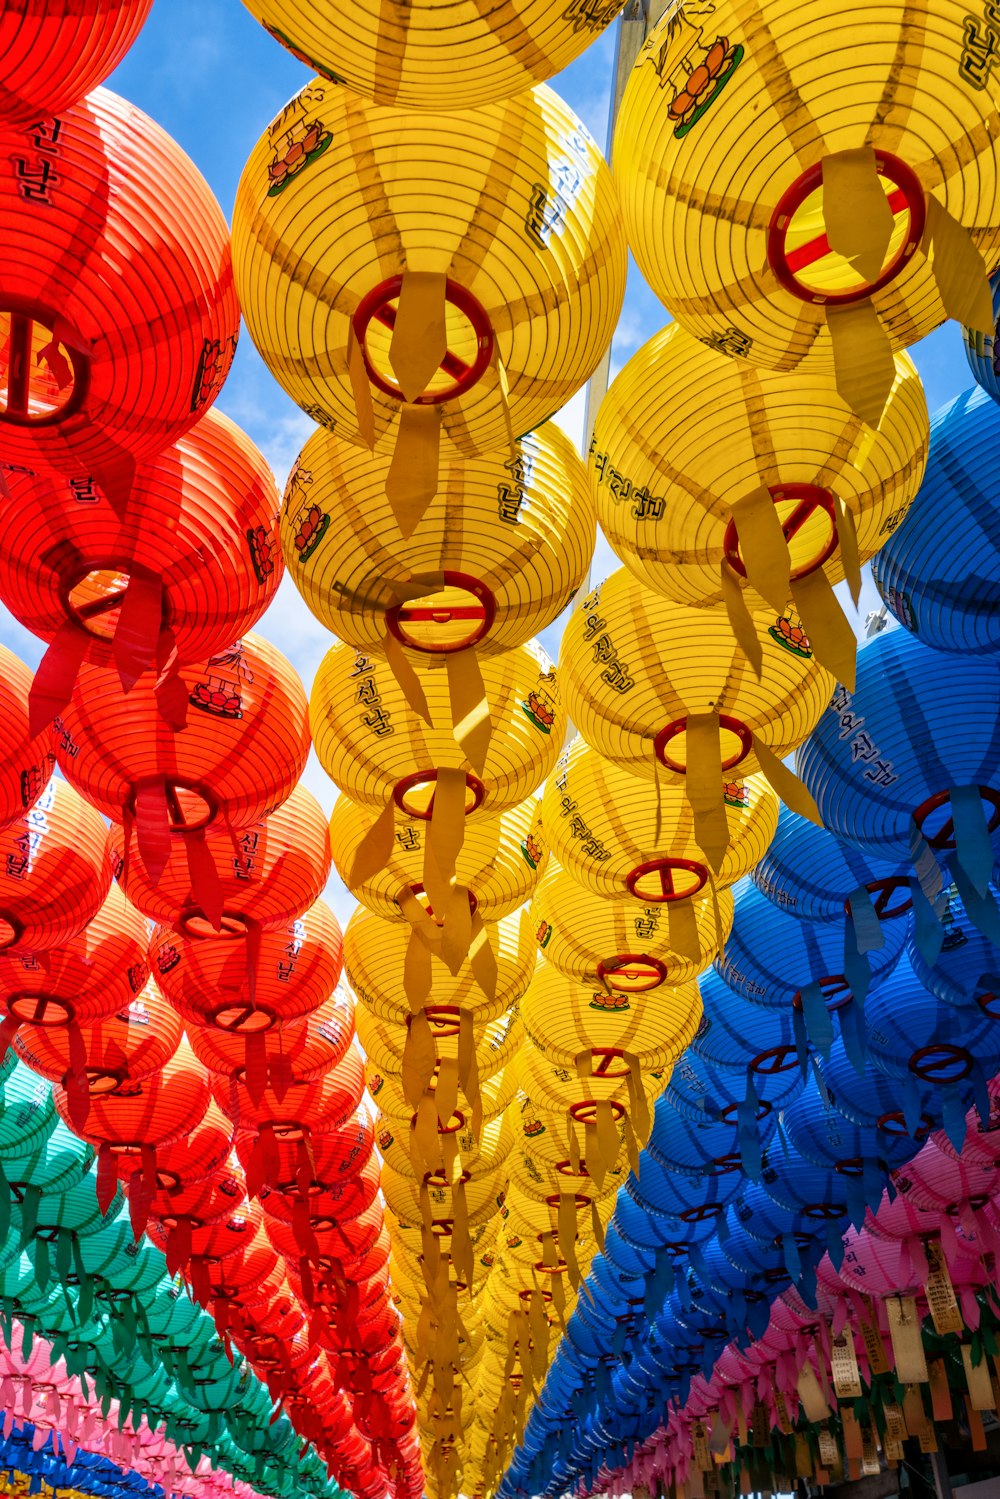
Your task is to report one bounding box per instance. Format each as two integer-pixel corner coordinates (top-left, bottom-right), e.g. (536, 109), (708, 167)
(148, 1173), (259, 1292)
(194, 1225), (280, 1333)
(6, 408), (282, 727)
(56, 632), (309, 844)
(0, 88), (239, 504)
(150, 897), (342, 1033)
(0, 1), (152, 124)
(187, 988), (355, 1105)
(0, 776), (111, 952)
(262, 1153), (382, 1255)
(0, 643), (55, 830)
(0, 881), (147, 1046)
(146, 1097), (235, 1199)
(13, 979), (182, 1125)
(111, 782), (332, 934)
(233, 1108), (375, 1198)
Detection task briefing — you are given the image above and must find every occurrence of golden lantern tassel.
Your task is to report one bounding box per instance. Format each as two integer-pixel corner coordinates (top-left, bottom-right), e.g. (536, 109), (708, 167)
(751, 735), (823, 826)
(423, 765), (468, 916)
(826, 299), (897, 427)
(403, 1010), (437, 1109)
(346, 324), (376, 450)
(386, 404), (443, 536)
(402, 925), (434, 1012)
(728, 487), (791, 614)
(822, 148), (895, 286)
(789, 568), (858, 689)
(389, 271), (449, 403)
(447, 648), (492, 772)
(625, 1055), (651, 1142)
(435, 1056), (460, 1129)
(452, 1180), (473, 1288)
(456, 1008), (480, 1112)
(720, 559), (763, 676)
(834, 496), (863, 607)
(922, 194), (995, 338)
(382, 627), (433, 725)
(556, 1192), (581, 1288)
(347, 798), (396, 887)
(439, 883), (474, 974)
(684, 711), (731, 871)
(595, 1099), (621, 1178)
(667, 896), (702, 963)
(621, 1110), (641, 1176)
(590, 1198), (606, 1254)
(468, 913), (498, 999)
(566, 1117), (582, 1178)
(413, 1093), (441, 1174)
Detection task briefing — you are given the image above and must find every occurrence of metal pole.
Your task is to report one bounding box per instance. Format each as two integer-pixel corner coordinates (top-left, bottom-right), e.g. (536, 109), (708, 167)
(928, 1450), (953, 1499)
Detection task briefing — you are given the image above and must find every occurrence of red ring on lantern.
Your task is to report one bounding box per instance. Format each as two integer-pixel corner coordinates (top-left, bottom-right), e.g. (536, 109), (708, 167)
(554, 1160), (591, 1179)
(655, 714), (753, 775)
(352, 277), (495, 405)
(206, 1001), (278, 1034)
(413, 1005), (463, 1040)
(568, 1099), (625, 1126)
(909, 1044), (973, 1083)
(406, 884), (478, 922)
(392, 771), (485, 821)
(595, 953), (669, 993)
(125, 779), (220, 837)
(83, 1066), (125, 1094)
(749, 1044), (799, 1076)
(179, 910), (254, 941)
(385, 573), (497, 654)
(791, 975), (852, 1013)
(0, 301), (91, 427)
(544, 1193), (591, 1211)
(833, 1157), (865, 1178)
(719, 1099), (771, 1125)
(724, 484), (839, 582)
(766, 153), (926, 306)
(977, 990), (1000, 1018)
(843, 876), (913, 922)
(576, 1047), (631, 1080)
(876, 1111), (933, 1141)
(410, 1106), (465, 1136)
(912, 787), (1000, 851)
(709, 1153), (743, 1176)
(62, 562), (170, 644)
(8, 993), (75, 1026)
(802, 1202), (844, 1221)
(624, 856), (708, 904)
(679, 1203), (721, 1223)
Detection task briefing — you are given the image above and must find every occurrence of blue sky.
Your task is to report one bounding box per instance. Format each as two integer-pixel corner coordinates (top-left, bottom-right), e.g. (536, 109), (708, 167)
(0, 0), (979, 925)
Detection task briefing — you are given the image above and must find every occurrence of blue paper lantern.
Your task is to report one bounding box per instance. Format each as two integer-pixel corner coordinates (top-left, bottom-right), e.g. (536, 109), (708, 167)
(962, 267), (1000, 404)
(797, 627), (1000, 865)
(909, 879), (1000, 1012)
(818, 1038), (937, 1143)
(872, 388), (1000, 656)
(689, 968), (807, 1113)
(752, 803), (911, 926)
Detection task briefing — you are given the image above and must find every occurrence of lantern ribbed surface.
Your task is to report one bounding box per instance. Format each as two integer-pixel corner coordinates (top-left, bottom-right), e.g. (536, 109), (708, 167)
(560, 571), (833, 783)
(331, 794), (546, 922)
(240, 0), (622, 110)
(151, 897), (342, 1031)
(718, 878), (907, 1011)
(232, 80), (626, 453)
(872, 387), (1000, 655)
(517, 1034), (664, 1115)
(14, 980), (182, 1091)
(691, 967), (806, 1100)
(530, 858), (734, 990)
(0, 88), (239, 490)
(281, 421), (594, 657)
(311, 640), (559, 818)
(751, 803), (910, 925)
(0, 408), (282, 672)
(58, 1038), (213, 1153)
(214, 1044), (365, 1137)
(543, 737), (776, 899)
(0, 643), (54, 830)
(0, 0), (152, 124)
(111, 782), (332, 932)
(613, 0), (1000, 370)
(593, 326), (928, 607)
(57, 632), (309, 829)
(796, 627), (1000, 860)
(521, 961), (700, 1075)
(866, 958), (1000, 1094)
(0, 777), (112, 953)
(344, 907), (534, 1023)
(909, 882), (1000, 1012)
(964, 268), (1000, 402)
(189, 989), (355, 1079)
(355, 1003), (522, 1082)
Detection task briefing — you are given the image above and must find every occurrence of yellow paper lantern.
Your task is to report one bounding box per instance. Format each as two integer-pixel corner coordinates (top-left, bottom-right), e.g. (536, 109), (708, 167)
(377, 1106), (514, 1183)
(559, 569), (833, 787)
(516, 1035), (664, 1126)
(311, 640), (560, 819)
(344, 907), (534, 1024)
(387, 1204), (498, 1262)
(542, 736), (776, 900)
(381, 1162), (506, 1232)
(368, 1065), (516, 1142)
(240, 0), (623, 111)
(520, 959), (701, 1077)
(531, 857), (734, 990)
(613, 0), (1000, 421)
(232, 79), (626, 455)
(593, 324), (929, 612)
(331, 794), (546, 923)
(354, 996), (523, 1082)
(281, 420), (594, 655)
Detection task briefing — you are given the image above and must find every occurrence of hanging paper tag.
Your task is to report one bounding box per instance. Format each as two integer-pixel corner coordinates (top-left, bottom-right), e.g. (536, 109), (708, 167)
(796, 1363), (830, 1422)
(830, 1329), (862, 1399)
(817, 1429), (839, 1470)
(860, 1426), (881, 1477)
(859, 1300), (890, 1374)
(827, 299), (897, 428)
(882, 1398), (907, 1448)
(789, 568), (857, 690)
(923, 194), (995, 337)
(386, 405), (442, 537)
(962, 1345), (996, 1411)
(923, 1238), (964, 1336)
(886, 1296), (929, 1383)
(928, 1358), (953, 1423)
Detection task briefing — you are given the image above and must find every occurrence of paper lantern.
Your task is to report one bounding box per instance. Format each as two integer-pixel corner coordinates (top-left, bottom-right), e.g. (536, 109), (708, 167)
(691, 969), (807, 1112)
(331, 795), (545, 923)
(57, 632), (309, 835)
(150, 897), (342, 1035)
(189, 989), (355, 1089)
(240, 0), (622, 109)
(237, 1110), (375, 1199)
(782, 1080), (919, 1184)
(797, 627), (1000, 863)
(751, 803), (910, 928)
(4, 410), (281, 726)
(0, 777), (111, 953)
(818, 1039), (936, 1146)
(521, 961), (700, 1077)
(909, 882), (1000, 1013)
(0, 89), (239, 501)
(613, 0), (1000, 422)
(560, 570), (833, 810)
(311, 639), (559, 820)
(964, 267), (1000, 402)
(149, 1100), (236, 1199)
(0, 0), (152, 123)
(593, 326), (927, 633)
(627, 1147), (743, 1238)
(375, 1085), (512, 1183)
(214, 1045), (366, 1148)
(344, 907), (534, 1025)
(111, 783), (332, 934)
(232, 81), (625, 460)
(0, 1060), (55, 1158)
(643, 1090), (775, 1179)
(666, 1044), (796, 1134)
(543, 737), (776, 902)
(0, 883), (148, 1042)
(14, 980), (182, 1100)
(0, 645), (55, 831)
(873, 387), (1000, 656)
(355, 1004), (522, 1088)
(517, 1037), (660, 1134)
(281, 419), (593, 655)
(530, 859), (733, 992)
